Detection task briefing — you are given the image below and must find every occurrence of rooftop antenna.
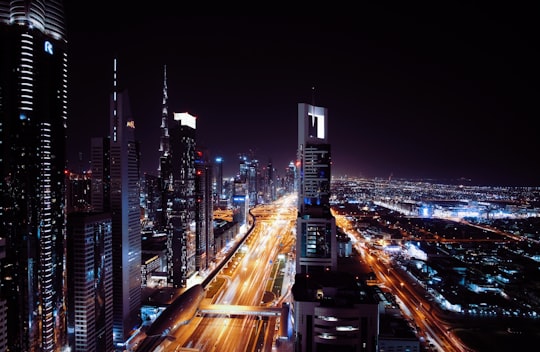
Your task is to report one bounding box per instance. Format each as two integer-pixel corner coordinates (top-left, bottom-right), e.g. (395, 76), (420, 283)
(311, 86), (316, 106)
(112, 58), (119, 142)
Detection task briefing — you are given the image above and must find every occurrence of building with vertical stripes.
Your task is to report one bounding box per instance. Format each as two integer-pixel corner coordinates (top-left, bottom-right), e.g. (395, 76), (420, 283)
(66, 212), (113, 352)
(195, 146), (215, 272)
(0, 1), (68, 350)
(107, 59), (142, 348)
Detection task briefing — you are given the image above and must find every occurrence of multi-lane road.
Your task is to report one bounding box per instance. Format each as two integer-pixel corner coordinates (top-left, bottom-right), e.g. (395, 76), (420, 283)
(152, 195), (297, 352)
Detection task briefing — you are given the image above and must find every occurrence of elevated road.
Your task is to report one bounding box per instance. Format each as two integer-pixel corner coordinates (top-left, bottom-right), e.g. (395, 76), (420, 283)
(199, 304), (284, 317)
(136, 284), (205, 352)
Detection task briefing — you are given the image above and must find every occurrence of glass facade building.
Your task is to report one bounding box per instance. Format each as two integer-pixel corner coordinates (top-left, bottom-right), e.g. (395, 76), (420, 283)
(0, 1), (68, 350)
(108, 60), (142, 347)
(296, 103), (337, 273)
(66, 212), (113, 352)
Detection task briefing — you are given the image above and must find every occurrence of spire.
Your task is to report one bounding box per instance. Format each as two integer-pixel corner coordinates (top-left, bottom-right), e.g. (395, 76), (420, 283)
(158, 65), (170, 169)
(112, 58), (119, 142)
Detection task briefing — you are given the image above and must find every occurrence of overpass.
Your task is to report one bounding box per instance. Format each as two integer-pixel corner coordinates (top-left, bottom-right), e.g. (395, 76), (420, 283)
(199, 303), (285, 317)
(135, 284), (205, 352)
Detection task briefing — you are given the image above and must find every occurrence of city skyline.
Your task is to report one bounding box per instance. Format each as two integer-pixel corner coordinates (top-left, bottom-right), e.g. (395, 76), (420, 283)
(3, 3), (538, 351)
(65, 8), (538, 186)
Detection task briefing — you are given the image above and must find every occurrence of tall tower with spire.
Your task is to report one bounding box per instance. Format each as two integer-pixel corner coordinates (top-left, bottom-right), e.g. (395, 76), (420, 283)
(158, 65), (172, 231)
(159, 65), (170, 168)
(108, 59), (142, 347)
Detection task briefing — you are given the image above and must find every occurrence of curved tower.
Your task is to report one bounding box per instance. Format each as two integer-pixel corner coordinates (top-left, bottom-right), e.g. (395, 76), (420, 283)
(0, 1), (68, 351)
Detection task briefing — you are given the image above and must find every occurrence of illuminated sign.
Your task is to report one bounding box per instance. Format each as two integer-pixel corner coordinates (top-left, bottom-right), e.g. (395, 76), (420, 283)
(174, 112), (196, 129)
(126, 120), (135, 129)
(44, 41), (53, 55)
(308, 112), (325, 139)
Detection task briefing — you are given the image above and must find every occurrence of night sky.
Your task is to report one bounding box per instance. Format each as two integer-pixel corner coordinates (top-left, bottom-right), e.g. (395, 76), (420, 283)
(65, 6), (538, 186)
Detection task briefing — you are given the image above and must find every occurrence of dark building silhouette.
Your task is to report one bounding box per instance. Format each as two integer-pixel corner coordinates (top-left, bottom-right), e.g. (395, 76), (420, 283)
(232, 179), (249, 226)
(0, 1), (68, 350)
(195, 147), (215, 272)
(213, 156), (225, 206)
(66, 212), (114, 352)
(165, 112), (198, 287)
(261, 159), (277, 203)
(90, 137), (111, 213)
(142, 173), (161, 226)
(65, 170), (92, 213)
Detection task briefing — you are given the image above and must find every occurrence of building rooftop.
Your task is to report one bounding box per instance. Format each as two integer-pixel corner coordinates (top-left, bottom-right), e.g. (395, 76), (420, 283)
(291, 270), (378, 305)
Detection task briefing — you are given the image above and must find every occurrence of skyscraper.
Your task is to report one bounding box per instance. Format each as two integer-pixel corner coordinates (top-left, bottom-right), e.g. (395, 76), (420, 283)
(158, 65), (170, 167)
(292, 103), (379, 352)
(108, 59), (142, 347)
(66, 212), (113, 352)
(0, 1), (68, 350)
(166, 112), (198, 287)
(194, 146), (214, 272)
(155, 65), (170, 230)
(296, 103), (337, 273)
(214, 156), (224, 206)
(90, 136), (111, 213)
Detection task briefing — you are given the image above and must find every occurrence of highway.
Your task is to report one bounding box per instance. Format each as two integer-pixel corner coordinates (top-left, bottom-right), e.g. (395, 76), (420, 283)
(346, 219), (474, 352)
(150, 194), (297, 352)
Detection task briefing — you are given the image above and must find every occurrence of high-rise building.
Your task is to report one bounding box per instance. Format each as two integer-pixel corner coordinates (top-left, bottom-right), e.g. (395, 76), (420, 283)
(232, 179), (248, 226)
(214, 156), (224, 206)
(66, 212), (113, 352)
(0, 1), (68, 350)
(166, 112), (198, 287)
(262, 159), (277, 203)
(142, 173), (161, 226)
(65, 169), (93, 213)
(195, 147), (215, 272)
(158, 66), (170, 166)
(155, 65), (170, 230)
(296, 103), (337, 273)
(237, 153), (260, 207)
(0, 234), (7, 350)
(284, 160), (298, 195)
(292, 103), (379, 352)
(90, 137), (111, 213)
(108, 59), (142, 347)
